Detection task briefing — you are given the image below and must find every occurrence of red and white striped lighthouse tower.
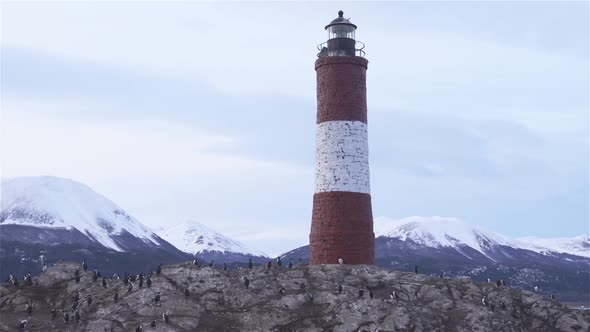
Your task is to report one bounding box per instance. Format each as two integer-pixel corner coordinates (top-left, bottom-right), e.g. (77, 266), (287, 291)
(310, 11), (375, 265)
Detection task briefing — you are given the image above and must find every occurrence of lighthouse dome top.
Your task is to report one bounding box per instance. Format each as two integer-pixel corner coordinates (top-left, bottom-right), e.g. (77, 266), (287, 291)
(325, 10), (357, 30)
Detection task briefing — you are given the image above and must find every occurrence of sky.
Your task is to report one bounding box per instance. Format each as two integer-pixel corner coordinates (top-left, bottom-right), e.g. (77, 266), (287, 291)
(1, 1), (588, 256)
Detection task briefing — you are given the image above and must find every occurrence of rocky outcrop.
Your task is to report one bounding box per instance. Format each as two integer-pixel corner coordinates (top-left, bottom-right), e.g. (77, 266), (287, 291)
(1, 262), (588, 331)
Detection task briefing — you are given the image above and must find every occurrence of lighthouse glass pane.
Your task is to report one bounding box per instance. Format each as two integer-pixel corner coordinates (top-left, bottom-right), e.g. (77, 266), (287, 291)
(328, 25), (355, 39)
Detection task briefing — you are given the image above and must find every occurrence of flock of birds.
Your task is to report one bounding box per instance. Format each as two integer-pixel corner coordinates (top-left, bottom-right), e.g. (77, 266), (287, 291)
(5, 257), (557, 331)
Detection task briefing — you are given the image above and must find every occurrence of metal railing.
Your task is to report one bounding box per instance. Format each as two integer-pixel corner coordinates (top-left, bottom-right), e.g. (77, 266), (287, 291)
(317, 40), (365, 58)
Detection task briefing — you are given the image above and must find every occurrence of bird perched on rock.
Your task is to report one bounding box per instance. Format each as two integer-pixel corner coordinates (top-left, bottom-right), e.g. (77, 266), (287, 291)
(74, 291), (81, 303)
(75, 309), (80, 322)
(19, 319), (27, 329)
(306, 293), (314, 302)
(184, 287), (190, 297)
(481, 296), (487, 306)
(63, 312), (70, 324)
(150, 320), (156, 328)
(369, 290), (375, 299)
(300, 283), (306, 292)
(75, 274), (80, 284)
(51, 308), (57, 319)
(114, 291), (119, 303)
(42, 263), (47, 272)
(496, 280), (501, 287)
(534, 285), (539, 293)
(82, 260), (88, 272)
(414, 266), (419, 274)
(279, 287), (286, 294)
(162, 313), (170, 324)
(359, 289), (364, 297)
(490, 302), (495, 312)
(223, 263), (228, 271)
(154, 292), (161, 305)
(248, 258), (253, 269)
(86, 294), (93, 306)
(146, 277), (152, 288)
(139, 278), (144, 289)
(501, 278), (506, 286)
(209, 260), (215, 268)
(500, 301), (506, 310)
(338, 258), (344, 265)
(25, 301), (33, 315)
(288, 259), (293, 269)
(390, 290), (398, 301)
(338, 283), (343, 294)
(487, 278), (491, 283)
(127, 282), (134, 293)
(156, 264), (162, 276)
(550, 293), (555, 300)
(135, 325), (142, 332)
(192, 259), (199, 266)
(102, 278), (107, 289)
(243, 277), (250, 289)
(266, 261), (272, 270)
(277, 257), (282, 267)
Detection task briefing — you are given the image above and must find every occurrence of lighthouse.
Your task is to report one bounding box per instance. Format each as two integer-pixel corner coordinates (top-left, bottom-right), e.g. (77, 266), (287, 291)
(310, 11), (375, 265)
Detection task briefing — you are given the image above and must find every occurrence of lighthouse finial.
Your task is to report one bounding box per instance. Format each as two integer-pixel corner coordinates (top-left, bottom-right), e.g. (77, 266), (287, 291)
(338, 10), (343, 17)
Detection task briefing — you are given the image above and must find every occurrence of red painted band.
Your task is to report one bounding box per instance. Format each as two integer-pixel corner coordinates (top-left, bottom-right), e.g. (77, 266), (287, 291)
(309, 191), (375, 265)
(315, 57), (369, 124)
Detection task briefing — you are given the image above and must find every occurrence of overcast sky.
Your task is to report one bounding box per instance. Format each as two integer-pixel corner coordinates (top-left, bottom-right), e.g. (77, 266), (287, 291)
(1, 1), (588, 256)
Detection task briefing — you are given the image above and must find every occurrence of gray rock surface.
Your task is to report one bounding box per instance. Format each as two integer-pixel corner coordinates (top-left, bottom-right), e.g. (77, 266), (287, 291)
(1, 262), (588, 331)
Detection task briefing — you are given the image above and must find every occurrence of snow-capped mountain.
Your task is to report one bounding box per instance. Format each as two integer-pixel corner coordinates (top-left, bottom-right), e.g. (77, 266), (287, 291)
(516, 235), (590, 258)
(374, 216), (589, 259)
(0, 176), (162, 252)
(157, 221), (268, 259)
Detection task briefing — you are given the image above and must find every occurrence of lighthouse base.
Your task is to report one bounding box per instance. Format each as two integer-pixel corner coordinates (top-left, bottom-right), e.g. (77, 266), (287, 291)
(309, 191), (375, 265)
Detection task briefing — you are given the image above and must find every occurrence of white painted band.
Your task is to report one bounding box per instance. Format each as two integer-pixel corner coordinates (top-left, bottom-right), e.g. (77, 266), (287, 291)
(315, 120), (370, 194)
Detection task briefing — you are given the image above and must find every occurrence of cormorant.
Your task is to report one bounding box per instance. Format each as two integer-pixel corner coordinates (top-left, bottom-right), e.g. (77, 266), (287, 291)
(51, 308), (57, 319)
(359, 289), (364, 297)
(25, 301), (33, 315)
(481, 296), (487, 306)
(150, 320), (156, 327)
(338, 258), (344, 265)
(248, 258), (253, 269)
(127, 282), (133, 293)
(266, 261), (272, 270)
(369, 290), (374, 299)
(223, 263), (228, 271)
(19, 320), (27, 329)
(156, 264), (162, 275)
(114, 291), (119, 303)
(288, 259), (293, 269)
(414, 266), (419, 274)
(243, 277), (250, 289)
(63, 312), (70, 324)
(277, 257), (282, 267)
(146, 278), (152, 288)
(86, 294), (92, 306)
(82, 260), (88, 272)
(162, 313), (169, 324)
(135, 325), (142, 332)
(338, 283), (343, 294)
(102, 278), (107, 288)
(184, 287), (190, 297)
(209, 260), (214, 268)
(279, 287), (286, 294)
(154, 292), (161, 305)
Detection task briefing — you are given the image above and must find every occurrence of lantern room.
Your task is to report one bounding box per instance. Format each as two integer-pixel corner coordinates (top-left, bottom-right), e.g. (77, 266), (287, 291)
(318, 10), (365, 58)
